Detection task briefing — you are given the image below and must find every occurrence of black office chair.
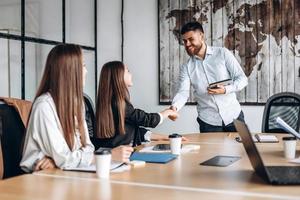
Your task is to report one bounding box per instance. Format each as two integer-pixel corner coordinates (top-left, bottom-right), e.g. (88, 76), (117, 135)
(83, 94), (96, 138)
(0, 101), (26, 179)
(83, 93), (104, 149)
(262, 92), (300, 133)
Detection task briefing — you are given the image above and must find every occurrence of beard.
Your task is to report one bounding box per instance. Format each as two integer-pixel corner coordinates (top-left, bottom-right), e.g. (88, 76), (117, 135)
(185, 44), (202, 56)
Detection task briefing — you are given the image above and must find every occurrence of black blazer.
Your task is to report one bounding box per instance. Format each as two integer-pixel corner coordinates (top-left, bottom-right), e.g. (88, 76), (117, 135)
(94, 101), (161, 148)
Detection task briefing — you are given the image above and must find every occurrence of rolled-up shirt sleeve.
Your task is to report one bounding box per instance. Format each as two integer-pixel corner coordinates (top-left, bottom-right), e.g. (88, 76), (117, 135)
(223, 48), (248, 94)
(172, 63), (190, 111)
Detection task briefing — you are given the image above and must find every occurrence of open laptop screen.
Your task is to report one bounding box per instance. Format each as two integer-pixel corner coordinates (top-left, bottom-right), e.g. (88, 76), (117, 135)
(234, 120), (269, 179)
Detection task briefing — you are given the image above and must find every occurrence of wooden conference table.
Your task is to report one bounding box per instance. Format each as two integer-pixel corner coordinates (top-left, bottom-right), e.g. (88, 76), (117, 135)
(1, 133), (300, 200)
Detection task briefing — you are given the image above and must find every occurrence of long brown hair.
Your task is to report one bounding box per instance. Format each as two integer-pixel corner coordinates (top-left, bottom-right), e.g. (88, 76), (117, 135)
(35, 44), (86, 150)
(96, 61), (129, 138)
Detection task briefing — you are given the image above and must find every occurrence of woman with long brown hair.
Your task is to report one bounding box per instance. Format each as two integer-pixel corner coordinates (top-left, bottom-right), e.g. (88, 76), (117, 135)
(21, 44), (131, 172)
(95, 61), (179, 148)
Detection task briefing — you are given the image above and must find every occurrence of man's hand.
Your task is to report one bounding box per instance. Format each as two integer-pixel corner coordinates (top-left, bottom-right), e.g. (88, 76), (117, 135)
(160, 107), (179, 121)
(34, 156), (56, 171)
(207, 84), (226, 95)
(168, 106), (178, 121)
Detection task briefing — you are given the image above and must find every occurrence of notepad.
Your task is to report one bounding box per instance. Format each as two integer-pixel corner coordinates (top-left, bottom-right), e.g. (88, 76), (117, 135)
(235, 134), (278, 143)
(254, 134), (279, 143)
(130, 152), (178, 163)
(63, 161), (130, 173)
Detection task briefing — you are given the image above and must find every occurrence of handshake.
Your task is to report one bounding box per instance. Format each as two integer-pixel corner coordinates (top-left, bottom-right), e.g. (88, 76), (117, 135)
(159, 106), (179, 121)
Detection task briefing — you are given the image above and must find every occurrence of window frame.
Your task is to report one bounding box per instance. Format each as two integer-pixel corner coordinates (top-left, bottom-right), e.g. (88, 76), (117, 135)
(0, 0), (98, 101)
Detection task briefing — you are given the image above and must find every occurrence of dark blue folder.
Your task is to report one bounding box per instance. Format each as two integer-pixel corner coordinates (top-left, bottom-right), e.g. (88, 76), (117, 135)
(130, 152), (178, 163)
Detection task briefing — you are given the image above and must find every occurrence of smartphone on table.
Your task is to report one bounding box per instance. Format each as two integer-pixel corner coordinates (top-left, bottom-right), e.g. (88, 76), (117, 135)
(153, 144), (171, 151)
(153, 144), (182, 151)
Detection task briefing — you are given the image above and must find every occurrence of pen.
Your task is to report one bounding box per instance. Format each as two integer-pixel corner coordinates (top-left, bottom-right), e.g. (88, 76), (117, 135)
(112, 148), (137, 169)
(130, 148), (137, 157)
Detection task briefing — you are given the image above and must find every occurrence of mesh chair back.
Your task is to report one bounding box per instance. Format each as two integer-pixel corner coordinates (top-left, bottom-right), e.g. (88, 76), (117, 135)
(262, 92), (300, 133)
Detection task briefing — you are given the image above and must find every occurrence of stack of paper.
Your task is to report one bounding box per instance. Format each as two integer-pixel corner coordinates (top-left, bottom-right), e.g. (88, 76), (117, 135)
(290, 157), (300, 164)
(255, 134), (279, 143)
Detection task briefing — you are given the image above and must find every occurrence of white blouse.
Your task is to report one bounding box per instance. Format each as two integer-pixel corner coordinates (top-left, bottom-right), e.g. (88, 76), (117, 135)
(20, 93), (95, 172)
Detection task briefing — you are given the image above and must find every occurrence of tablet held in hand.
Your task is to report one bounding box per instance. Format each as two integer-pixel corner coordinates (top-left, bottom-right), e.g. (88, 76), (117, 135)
(208, 79), (232, 89)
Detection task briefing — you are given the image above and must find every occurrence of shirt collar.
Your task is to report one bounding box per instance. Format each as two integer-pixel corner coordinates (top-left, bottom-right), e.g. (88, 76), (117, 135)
(193, 45), (213, 61)
(206, 45), (213, 55)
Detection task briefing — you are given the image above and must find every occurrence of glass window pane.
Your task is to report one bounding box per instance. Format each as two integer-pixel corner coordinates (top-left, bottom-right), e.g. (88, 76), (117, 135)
(0, 0), (21, 35)
(83, 50), (96, 104)
(66, 0), (94, 46)
(25, 45), (96, 103)
(25, 0), (62, 41)
(25, 42), (54, 101)
(0, 38), (21, 98)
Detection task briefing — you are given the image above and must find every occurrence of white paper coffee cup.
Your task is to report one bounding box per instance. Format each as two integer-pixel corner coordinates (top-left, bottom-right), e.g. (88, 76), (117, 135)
(282, 137), (297, 159)
(169, 133), (182, 155)
(95, 149), (111, 178)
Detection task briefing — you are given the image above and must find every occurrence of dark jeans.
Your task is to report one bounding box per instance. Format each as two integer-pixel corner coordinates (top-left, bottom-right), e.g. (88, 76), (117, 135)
(197, 111), (245, 133)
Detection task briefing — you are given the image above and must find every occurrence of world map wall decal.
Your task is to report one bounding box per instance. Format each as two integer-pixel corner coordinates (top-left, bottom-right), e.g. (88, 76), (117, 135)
(159, 0), (300, 105)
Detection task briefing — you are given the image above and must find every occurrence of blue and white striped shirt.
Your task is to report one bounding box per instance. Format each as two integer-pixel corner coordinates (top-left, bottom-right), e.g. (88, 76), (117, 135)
(172, 46), (248, 126)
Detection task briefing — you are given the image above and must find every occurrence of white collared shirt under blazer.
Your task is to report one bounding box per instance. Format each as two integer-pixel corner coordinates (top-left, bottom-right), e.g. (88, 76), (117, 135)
(20, 93), (95, 172)
(172, 46), (248, 126)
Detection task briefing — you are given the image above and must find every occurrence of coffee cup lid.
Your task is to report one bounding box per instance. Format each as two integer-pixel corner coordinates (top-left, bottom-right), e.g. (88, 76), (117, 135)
(169, 133), (182, 138)
(94, 149), (111, 155)
(282, 136), (297, 141)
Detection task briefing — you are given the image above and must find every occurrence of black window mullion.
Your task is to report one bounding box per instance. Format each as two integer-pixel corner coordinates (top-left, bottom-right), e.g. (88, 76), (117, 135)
(0, 0), (97, 100)
(121, 0), (124, 62)
(21, 0), (25, 100)
(94, 0), (98, 102)
(62, 0), (66, 43)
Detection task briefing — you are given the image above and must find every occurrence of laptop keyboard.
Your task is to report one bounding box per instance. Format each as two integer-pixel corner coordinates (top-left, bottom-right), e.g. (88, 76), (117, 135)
(267, 166), (300, 184)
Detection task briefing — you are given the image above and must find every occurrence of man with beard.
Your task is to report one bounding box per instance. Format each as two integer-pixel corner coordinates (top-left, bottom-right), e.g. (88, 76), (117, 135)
(170, 22), (248, 132)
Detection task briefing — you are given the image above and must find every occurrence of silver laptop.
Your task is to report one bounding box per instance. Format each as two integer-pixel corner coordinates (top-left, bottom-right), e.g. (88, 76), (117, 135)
(234, 119), (300, 185)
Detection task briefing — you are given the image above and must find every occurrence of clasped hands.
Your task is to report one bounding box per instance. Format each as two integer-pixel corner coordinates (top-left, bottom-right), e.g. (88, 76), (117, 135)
(34, 156), (56, 171)
(159, 106), (179, 121)
(160, 84), (226, 122)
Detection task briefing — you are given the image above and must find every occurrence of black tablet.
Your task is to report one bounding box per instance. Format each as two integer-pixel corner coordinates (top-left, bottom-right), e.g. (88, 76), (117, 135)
(152, 144), (183, 151)
(153, 144), (171, 151)
(200, 155), (241, 167)
(208, 79), (232, 89)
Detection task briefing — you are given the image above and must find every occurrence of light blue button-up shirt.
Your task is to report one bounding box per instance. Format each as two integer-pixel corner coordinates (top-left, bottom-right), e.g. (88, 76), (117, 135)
(172, 46), (248, 126)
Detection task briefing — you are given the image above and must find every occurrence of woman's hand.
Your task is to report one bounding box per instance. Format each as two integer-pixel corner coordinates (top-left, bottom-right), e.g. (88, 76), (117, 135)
(34, 156), (56, 171)
(111, 146), (134, 163)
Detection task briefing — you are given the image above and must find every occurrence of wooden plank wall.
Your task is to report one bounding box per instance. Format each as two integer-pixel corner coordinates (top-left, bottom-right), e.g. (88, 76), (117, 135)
(159, 0), (300, 104)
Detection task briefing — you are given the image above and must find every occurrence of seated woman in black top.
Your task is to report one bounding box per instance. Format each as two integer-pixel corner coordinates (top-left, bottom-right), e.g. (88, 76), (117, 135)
(95, 61), (178, 148)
